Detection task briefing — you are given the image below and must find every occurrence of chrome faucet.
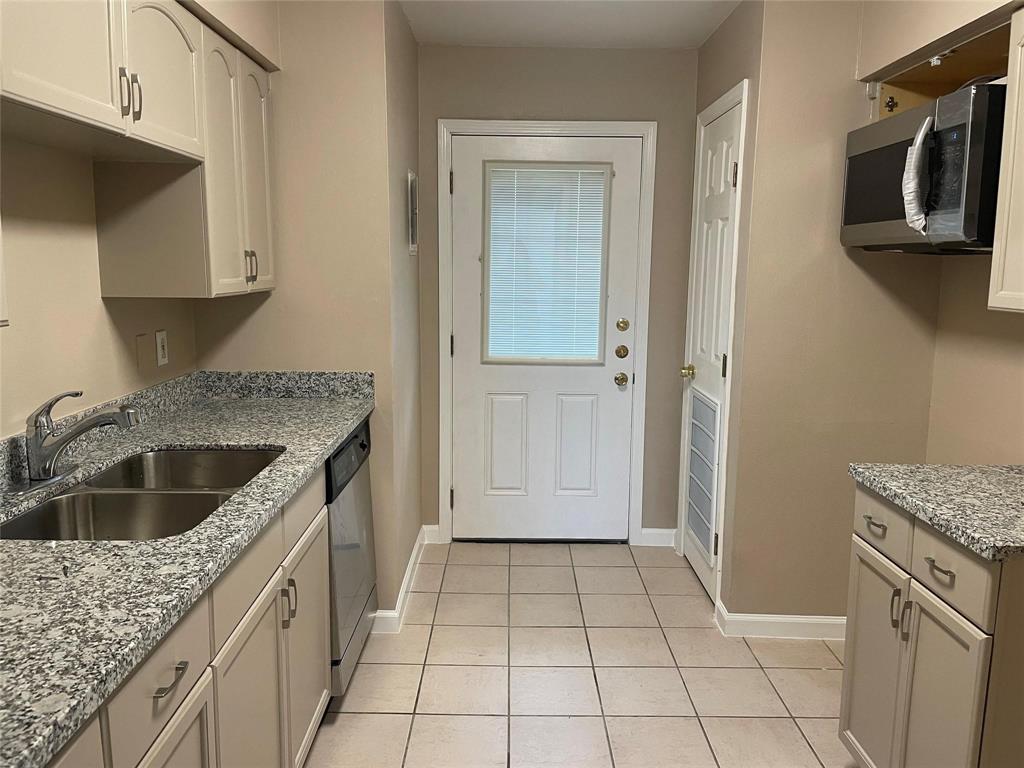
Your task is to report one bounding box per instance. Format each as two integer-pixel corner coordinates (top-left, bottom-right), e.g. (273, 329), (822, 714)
(26, 391), (141, 481)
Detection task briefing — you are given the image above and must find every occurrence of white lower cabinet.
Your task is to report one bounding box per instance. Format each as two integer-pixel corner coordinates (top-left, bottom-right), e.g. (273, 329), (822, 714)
(282, 509), (332, 768)
(892, 582), (991, 768)
(212, 568), (289, 768)
(137, 669), (217, 768)
(840, 536), (910, 768)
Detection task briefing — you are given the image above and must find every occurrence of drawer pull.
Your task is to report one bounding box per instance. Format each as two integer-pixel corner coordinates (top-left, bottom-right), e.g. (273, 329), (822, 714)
(862, 514), (888, 535)
(899, 600), (914, 641)
(287, 577), (298, 620)
(924, 556), (956, 582)
(281, 587), (291, 629)
(153, 661), (189, 699)
(889, 587), (902, 628)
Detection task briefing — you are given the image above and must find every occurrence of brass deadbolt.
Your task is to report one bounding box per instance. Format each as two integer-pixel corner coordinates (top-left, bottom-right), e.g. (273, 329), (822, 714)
(615, 318), (630, 332)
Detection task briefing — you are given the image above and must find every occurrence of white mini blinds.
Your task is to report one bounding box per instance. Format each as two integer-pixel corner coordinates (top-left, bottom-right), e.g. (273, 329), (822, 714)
(483, 162), (611, 363)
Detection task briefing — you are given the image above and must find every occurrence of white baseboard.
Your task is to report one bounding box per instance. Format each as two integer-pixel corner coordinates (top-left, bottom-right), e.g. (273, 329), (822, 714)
(372, 525), (426, 634)
(422, 524), (444, 544)
(716, 602), (846, 640)
(631, 527), (677, 547)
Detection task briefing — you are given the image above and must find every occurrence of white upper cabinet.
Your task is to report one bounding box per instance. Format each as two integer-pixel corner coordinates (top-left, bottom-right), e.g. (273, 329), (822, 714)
(238, 55), (275, 292)
(125, 0), (205, 158)
(991, 9), (1024, 313)
(0, 0), (128, 131)
(202, 27), (248, 296)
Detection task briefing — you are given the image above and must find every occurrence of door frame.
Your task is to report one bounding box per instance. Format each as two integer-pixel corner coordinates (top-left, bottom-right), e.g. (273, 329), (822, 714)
(676, 80), (749, 604)
(437, 119), (658, 544)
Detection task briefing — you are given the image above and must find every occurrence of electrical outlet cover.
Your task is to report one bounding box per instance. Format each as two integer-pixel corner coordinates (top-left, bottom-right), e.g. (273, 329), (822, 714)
(155, 330), (169, 367)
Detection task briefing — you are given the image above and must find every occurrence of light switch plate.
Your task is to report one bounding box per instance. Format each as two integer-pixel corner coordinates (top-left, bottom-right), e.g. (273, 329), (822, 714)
(155, 330), (169, 367)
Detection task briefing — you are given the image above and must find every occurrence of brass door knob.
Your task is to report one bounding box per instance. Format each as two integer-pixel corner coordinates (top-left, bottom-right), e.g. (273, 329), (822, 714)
(615, 345), (629, 359)
(615, 318), (630, 331)
(680, 364), (696, 379)
(614, 372), (629, 386)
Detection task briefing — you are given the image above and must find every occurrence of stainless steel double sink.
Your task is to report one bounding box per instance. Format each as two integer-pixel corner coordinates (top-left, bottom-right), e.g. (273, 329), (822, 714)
(1, 449), (283, 542)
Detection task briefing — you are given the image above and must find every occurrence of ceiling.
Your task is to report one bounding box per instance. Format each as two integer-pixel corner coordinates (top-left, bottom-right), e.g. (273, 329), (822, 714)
(400, 0), (741, 49)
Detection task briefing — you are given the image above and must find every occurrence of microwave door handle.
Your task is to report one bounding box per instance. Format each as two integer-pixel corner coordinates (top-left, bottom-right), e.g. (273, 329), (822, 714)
(902, 115), (934, 234)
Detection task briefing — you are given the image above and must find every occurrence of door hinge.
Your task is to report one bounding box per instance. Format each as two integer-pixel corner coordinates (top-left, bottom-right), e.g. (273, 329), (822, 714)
(449, 487), (454, 509)
(731, 162), (738, 189)
(721, 353), (728, 378)
(449, 170), (454, 194)
(713, 533), (719, 556)
(450, 334), (454, 357)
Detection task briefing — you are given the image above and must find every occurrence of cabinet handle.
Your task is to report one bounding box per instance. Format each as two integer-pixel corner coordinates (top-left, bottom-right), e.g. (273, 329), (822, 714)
(118, 67), (131, 117)
(862, 515), (888, 536)
(288, 577), (298, 619)
(889, 587), (901, 628)
(130, 73), (143, 121)
(252, 250), (259, 282)
(924, 556), (956, 582)
(899, 599), (914, 641)
(244, 250), (254, 283)
(280, 586), (291, 629)
(153, 660), (189, 699)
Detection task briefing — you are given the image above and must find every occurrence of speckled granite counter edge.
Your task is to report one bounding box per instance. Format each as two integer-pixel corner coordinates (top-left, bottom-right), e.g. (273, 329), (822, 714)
(849, 463), (1024, 561)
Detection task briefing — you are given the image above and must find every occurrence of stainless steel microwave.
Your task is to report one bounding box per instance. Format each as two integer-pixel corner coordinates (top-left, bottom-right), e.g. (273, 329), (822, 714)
(840, 84), (1006, 253)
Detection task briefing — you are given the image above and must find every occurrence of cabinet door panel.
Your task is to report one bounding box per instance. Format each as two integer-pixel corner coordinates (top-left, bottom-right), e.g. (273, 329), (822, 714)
(895, 582), (992, 768)
(283, 509), (330, 768)
(201, 27), (247, 296)
(212, 568), (288, 768)
(137, 669), (217, 768)
(991, 9), (1024, 312)
(126, 0), (204, 157)
(238, 56), (275, 291)
(1, 0), (127, 131)
(840, 536), (910, 768)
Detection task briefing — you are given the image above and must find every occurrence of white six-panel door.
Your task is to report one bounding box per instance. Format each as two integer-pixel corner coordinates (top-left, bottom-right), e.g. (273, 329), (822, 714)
(451, 135), (643, 540)
(679, 90), (744, 596)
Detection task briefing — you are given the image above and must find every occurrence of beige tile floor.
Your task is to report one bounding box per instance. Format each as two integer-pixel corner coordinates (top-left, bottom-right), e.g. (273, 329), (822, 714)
(306, 543), (854, 768)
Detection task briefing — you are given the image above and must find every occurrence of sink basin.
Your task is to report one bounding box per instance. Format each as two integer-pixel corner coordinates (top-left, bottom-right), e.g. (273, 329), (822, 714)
(84, 449), (283, 490)
(0, 490), (231, 541)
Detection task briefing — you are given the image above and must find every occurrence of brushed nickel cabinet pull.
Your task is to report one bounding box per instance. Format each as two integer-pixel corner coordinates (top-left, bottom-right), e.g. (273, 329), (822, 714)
(281, 586), (291, 629)
(889, 587), (901, 628)
(130, 73), (142, 121)
(899, 600), (914, 641)
(924, 556), (956, 582)
(863, 514), (888, 535)
(287, 577), (298, 619)
(118, 67), (131, 116)
(153, 660), (188, 699)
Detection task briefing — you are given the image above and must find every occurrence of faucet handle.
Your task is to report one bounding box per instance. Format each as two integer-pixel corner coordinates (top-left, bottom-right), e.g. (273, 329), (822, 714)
(28, 391), (83, 430)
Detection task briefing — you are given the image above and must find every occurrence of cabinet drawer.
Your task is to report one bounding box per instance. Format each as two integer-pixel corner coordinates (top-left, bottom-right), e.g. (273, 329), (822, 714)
(106, 595), (212, 767)
(911, 524), (1001, 633)
(211, 512), (283, 650)
(854, 486), (915, 569)
(283, 468), (325, 553)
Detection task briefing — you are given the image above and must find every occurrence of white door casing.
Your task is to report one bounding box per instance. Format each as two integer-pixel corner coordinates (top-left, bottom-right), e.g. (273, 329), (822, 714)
(451, 135), (641, 540)
(678, 81), (748, 598)
(438, 121), (657, 544)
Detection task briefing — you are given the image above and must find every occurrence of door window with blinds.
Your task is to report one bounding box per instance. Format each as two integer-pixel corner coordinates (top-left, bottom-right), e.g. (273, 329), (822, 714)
(482, 161), (612, 364)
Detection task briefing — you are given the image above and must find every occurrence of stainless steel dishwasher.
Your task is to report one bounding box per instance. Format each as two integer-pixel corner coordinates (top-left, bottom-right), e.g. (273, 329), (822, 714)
(325, 418), (376, 695)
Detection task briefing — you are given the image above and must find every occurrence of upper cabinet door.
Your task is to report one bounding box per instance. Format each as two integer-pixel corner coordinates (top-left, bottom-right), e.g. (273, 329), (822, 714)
(238, 55), (275, 292)
(126, 0), (205, 158)
(201, 27), (247, 296)
(893, 581), (992, 768)
(840, 536), (911, 768)
(0, 0), (128, 131)
(991, 9), (1024, 312)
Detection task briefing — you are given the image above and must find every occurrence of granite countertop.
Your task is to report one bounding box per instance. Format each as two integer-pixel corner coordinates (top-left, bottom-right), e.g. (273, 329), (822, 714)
(849, 463), (1024, 561)
(0, 388), (374, 768)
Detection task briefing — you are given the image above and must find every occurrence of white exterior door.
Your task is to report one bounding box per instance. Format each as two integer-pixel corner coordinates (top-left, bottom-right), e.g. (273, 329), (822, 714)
(679, 92), (743, 595)
(451, 135), (643, 540)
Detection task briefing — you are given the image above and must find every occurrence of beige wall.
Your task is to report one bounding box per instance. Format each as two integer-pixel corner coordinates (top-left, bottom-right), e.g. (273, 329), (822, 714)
(0, 140), (197, 437)
(927, 258), (1024, 463)
(384, 1), (423, 588)
(195, 0), (419, 609)
(707, 1), (943, 616)
(417, 45), (699, 530)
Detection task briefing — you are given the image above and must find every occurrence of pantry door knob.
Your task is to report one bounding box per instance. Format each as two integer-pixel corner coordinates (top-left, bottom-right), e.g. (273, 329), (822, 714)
(680, 364), (696, 379)
(613, 372), (629, 387)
